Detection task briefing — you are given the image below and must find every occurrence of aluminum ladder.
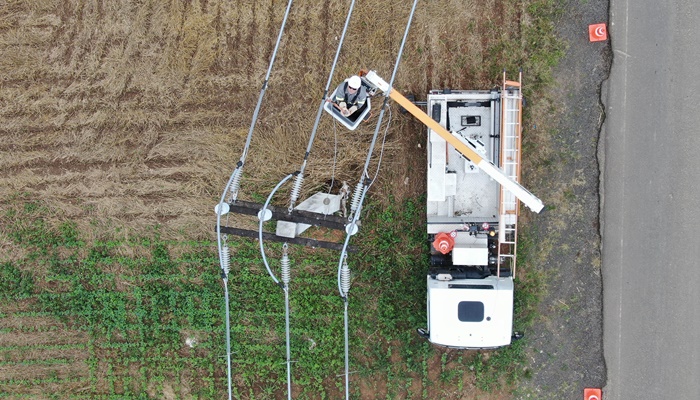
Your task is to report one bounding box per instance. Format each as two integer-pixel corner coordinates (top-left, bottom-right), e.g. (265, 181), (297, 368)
(497, 71), (523, 277)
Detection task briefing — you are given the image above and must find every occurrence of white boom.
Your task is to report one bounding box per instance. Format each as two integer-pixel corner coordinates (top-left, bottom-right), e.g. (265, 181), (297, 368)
(365, 70), (544, 213)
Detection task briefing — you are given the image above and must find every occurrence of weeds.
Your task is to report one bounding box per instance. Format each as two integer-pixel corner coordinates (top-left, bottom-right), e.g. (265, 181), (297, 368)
(0, 262), (34, 299)
(0, 194), (542, 397)
(0, 143), (551, 397)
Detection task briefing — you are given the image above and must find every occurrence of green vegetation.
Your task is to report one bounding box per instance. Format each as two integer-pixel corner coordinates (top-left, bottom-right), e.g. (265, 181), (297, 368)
(1, 201), (225, 397)
(0, 262), (34, 300)
(0, 196), (546, 398)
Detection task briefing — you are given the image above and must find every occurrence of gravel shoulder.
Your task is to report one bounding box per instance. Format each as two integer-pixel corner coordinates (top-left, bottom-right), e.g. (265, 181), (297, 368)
(516, 0), (611, 398)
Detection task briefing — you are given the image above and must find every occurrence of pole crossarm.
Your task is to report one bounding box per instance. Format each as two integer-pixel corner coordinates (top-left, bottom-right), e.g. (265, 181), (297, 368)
(217, 226), (357, 252)
(227, 200), (348, 231)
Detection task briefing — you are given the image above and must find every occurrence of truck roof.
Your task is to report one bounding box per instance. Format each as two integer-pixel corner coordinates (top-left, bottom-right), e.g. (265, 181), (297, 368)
(427, 275), (514, 349)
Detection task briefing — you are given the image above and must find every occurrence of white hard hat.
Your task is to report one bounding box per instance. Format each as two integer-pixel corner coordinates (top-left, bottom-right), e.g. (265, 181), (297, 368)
(348, 75), (361, 89)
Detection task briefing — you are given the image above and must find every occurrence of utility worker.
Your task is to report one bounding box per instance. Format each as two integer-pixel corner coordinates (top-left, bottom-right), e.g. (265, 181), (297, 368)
(332, 75), (367, 117)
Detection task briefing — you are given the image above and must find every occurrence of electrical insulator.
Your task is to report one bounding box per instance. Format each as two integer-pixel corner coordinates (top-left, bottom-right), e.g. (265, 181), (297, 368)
(221, 244), (231, 275)
(350, 180), (364, 215)
(229, 167), (243, 202)
(289, 173), (304, 210)
(341, 258), (351, 296)
(281, 245), (291, 286)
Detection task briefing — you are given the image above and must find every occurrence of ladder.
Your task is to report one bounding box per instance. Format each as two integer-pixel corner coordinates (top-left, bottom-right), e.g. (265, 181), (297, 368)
(497, 71), (523, 277)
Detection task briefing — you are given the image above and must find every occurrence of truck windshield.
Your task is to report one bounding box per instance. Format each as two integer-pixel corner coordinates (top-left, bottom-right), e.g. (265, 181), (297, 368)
(458, 301), (484, 322)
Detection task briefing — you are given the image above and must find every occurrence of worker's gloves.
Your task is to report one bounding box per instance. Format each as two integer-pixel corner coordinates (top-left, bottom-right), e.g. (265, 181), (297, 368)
(338, 102), (356, 117)
(339, 101), (350, 116)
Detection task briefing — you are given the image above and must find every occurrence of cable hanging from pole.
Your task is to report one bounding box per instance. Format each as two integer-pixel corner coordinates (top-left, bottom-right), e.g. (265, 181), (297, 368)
(280, 244), (293, 400)
(254, 1), (362, 396)
(230, 0), (296, 202)
(339, 1), (420, 291)
(348, 0), (419, 222)
(335, 1), (420, 398)
(214, 1), (296, 399)
(258, 172), (296, 400)
(288, 0), (359, 212)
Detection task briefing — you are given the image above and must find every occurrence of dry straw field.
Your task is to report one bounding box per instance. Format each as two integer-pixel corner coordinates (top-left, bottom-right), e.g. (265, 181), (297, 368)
(0, 0), (523, 239)
(1, 0), (556, 398)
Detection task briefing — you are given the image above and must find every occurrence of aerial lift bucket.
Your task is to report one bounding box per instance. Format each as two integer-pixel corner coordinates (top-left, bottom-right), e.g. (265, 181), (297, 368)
(323, 73), (375, 130)
(323, 97), (372, 130)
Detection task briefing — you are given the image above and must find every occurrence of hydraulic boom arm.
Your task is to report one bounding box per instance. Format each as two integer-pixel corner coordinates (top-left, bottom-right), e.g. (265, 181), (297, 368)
(365, 70), (544, 213)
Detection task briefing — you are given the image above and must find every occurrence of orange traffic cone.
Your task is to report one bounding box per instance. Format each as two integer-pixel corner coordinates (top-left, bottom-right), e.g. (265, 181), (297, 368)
(588, 23), (607, 42)
(584, 388), (602, 400)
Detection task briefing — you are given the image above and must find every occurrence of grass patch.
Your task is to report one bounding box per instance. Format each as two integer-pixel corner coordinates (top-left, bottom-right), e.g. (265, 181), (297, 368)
(1, 200), (225, 398)
(0, 261), (35, 300)
(0, 195), (548, 398)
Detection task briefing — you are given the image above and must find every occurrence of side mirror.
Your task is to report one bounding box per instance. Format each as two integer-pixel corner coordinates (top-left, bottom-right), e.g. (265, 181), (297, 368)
(416, 328), (430, 340)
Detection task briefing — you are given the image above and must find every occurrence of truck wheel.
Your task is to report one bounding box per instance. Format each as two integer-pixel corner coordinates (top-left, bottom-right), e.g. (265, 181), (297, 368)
(416, 328), (429, 339)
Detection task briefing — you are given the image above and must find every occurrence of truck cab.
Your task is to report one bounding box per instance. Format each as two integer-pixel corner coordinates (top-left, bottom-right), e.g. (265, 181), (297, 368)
(426, 274), (514, 348)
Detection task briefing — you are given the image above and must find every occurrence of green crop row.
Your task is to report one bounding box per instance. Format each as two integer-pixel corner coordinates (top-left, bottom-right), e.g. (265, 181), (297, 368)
(1, 190), (546, 399)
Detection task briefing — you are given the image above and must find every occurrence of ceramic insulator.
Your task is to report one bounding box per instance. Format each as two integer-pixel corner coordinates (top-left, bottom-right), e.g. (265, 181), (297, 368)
(350, 180), (364, 214)
(281, 253), (291, 285)
(289, 174), (304, 207)
(228, 168), (243, 202)
(341, 262), (351, 296)
(221, 245), (231, 275)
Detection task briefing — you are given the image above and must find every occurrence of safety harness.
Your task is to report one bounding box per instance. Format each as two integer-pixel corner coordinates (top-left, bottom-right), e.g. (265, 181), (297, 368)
(342, 82), (362, 105)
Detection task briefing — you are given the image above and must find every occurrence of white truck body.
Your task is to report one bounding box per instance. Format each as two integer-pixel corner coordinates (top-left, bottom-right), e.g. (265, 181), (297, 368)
(422, 87), (521, 349)
(362, 70), (532, 349)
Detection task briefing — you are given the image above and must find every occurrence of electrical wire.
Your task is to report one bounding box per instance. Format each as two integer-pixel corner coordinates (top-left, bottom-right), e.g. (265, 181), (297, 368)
(327, 120), (339, 196)
(236, 0), (296, 183)
(335, 2), (419, 398)
(215, 2), (296, 399)
(335, 181), (367, 400)
(367, 104), (393, 189)
(222, 275), (232, 400)
(281, 244), (293, 400)
(258, 173), (296, 400)
(259, 173), (295, 286)
(289, 0), (359, 211)
(340, 0), (419, 295)
(252, 1), (361, 396)
(215, 0), (416, 397)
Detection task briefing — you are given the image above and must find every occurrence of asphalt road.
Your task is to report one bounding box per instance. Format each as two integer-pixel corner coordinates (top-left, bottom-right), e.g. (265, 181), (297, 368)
(602, 0), (700, 398)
